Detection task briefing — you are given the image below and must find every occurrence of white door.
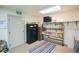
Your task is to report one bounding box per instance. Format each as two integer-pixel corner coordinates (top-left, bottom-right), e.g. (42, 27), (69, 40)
(8, 15), (25, 48)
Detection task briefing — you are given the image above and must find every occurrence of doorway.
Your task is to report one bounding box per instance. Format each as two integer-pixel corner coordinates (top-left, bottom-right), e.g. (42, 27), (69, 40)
(8, 15), (25, 48)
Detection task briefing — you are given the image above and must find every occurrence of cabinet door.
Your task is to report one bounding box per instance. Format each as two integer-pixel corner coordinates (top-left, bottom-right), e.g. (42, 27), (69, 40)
(64, 22), (76, 48)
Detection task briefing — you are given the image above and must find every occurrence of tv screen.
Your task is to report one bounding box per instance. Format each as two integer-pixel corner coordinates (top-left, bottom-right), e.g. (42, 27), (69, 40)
(43, 16), (51, 22)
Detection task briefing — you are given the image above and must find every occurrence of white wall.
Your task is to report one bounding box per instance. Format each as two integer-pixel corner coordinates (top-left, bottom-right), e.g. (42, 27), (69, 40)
(24, 15), (43, 26)
(0, 9), (8, 42)
(49, 10), (79, 22)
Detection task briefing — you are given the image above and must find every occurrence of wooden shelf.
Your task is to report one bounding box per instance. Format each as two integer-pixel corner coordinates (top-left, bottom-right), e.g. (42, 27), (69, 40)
(42, 31), (63, 36)
(45, 39), (64, 45)
(52, 32), (63, 34)
(49, 37), (63, 41)
(45, 28), (64, 30)
(42, 22), (64, 46)
(52, 28), (64, 30)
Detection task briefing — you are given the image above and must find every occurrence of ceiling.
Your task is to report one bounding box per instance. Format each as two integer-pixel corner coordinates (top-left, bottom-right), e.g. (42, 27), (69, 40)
(1, 5), (79, 16)
(1, 5), (53, 16)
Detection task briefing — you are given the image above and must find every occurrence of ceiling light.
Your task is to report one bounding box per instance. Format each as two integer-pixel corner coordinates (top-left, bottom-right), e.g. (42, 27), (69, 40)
(40, 6), (61, 14)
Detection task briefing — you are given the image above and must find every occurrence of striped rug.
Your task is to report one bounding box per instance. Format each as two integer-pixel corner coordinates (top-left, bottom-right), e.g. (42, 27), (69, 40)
(29, 41), (56, 53)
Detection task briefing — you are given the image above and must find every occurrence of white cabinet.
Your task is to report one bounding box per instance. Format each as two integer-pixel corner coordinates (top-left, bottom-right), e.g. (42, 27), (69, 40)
(64, 22), (76, 48)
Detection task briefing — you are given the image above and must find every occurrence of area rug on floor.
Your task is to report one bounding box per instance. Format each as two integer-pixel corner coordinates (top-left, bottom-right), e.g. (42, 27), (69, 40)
(29, 41), (56, 53)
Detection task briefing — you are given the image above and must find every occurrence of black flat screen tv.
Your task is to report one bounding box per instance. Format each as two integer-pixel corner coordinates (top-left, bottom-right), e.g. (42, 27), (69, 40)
(43, 16), (51, 22)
